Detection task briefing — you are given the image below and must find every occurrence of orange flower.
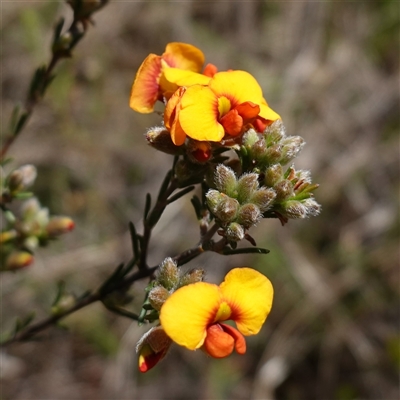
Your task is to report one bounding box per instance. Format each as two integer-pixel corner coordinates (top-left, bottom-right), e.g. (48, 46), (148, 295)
(160, 268), (273, 358)
(164, 70), (281, 145)
(129, 42), (205, 113)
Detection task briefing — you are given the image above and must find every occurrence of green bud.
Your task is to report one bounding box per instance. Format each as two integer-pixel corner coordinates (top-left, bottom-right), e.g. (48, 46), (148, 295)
(236, 173), (259, 203)
(51, 294), (76, 315)
(7, 164), (37, 193)
(301, 198), (321, 217)
(281, 200), (308, 219)
(214, 165), (237, 196)
(250, 188), (277, 212)
(146, 127), (182, 155)
(225, 222), (245, 242)
(280, 136), (305, 165)
(24, 236), (39, 251)
(21, 198), (42, 220)
(264, 164), (283, 187)
(148, 286), (170, 311)
(251, 138), (268, 161)
(274, 179), (294, 201)
(179, 268), (205, 287)
(156, 257), (179, 290)
(206, 189), (225, 214)
(0, 230), (17, 244)
(215, 196), (240, 223)
(264, 143), (283, 164)
(237, 203), (262, 228)
(264, 119), (286, 145)
(242, 128), (259, 148)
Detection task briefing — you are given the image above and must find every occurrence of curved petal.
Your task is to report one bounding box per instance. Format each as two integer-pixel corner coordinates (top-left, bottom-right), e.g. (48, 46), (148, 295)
(162, 68), (211, 91)
(179, 86), (225, 142)
(259, 103), (281, 122)
(160, 282), (222, 350)
(209, 71), (264, 107)
(164, 87), (187, 145)
(235, 101), (260, 120)
(219, 268), (274, 336)
(129, 54), (162, 113)
(220, 109), (243, 136)
(220, 323), (246, 355)
(163, 42), (205, 72)
(203, 324), (235, 358)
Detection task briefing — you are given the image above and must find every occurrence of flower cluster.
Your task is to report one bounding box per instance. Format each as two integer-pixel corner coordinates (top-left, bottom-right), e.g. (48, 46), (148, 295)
(0, 164), (74, 271)
(137, 264), (273, 373)
(130, 42), (280, 162)
(130, 43), (321, 373)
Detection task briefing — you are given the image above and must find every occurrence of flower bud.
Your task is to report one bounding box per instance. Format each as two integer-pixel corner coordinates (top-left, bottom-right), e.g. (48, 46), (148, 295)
(237, 203), (262, 228)
(67, 0), (108, 19)
(242, 128), (259, 148)
(156, 257), (179, 290)
(225, 222), (245, 242)
(21, 198), (41, 220)
(250, 188), (276, 212)
(46, 217), (75, 237)
(148, 286), (170, 311)
(214, 165), (237, 195)
(264, 164), (283, 187)
(136, 326), (172, 373)
(23, 236), (39, 251)
(179, 268), (205, 287)
(274, 179), (293, 201)
(236, 173), (259, 203)
(5, 251), (34, 270)
(251, 138), (268, 161)
(263, 119), (286, 143)
(280, 136), (305, 165)
(0, 230), (17, 244)
(281, 200), (308, 219)
(264, 144), (283, 165)
(146, 127), (182, 155)
(302, 198), (322, 217)
(7, 165), (37, 192)
(215, 195), (240, 223)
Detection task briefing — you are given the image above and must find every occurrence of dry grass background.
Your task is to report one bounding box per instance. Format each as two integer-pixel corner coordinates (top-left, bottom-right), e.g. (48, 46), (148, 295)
(1, 1), (399, 399)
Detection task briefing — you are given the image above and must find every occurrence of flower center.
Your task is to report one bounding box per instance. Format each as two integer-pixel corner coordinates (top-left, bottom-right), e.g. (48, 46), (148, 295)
(214, 301), (232, 323)
(218, 96), (232, 119)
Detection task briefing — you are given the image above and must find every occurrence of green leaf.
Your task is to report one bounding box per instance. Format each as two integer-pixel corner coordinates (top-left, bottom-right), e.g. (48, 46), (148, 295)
(222, 247), (270, 256)
(167, 186), (194, 204)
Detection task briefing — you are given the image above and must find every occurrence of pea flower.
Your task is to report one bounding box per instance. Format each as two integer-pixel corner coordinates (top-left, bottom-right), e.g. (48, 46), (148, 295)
(163, 70), (280, 146)
(160, 267), (273, 358)
(129, 42), (206, 113)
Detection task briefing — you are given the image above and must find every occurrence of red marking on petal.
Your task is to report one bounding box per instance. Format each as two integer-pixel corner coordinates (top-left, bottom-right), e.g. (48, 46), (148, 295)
(252, 118), (268, 132)
(220, 109), (243, 136)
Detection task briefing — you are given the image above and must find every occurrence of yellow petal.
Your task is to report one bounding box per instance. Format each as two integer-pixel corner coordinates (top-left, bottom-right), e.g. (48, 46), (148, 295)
(162, 68), (211, 88)
(163, 42), (205, 72)
(160, 282), (222, 350)
(178, 86), (225, 142)
(209, 71), (264, 107)
(129, 54), (162, 113)
(219, 268), (273, 336)
(259, 103), (281, 122)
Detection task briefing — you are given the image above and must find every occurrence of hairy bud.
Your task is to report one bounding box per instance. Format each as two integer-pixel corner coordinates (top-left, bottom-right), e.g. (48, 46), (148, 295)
(237, 203), (262, 228)
(7, 164), (37, 193)
(236, 173), (259, 203)
(46, 217), (75, 237)
(250, 188), (276, 212)
(280, 136), (305, 165)
(179, 268), (205, 287)
(146, 127), (182, 155)
(274, 179), (294, 201)
(215, 165), (237, 195)
(264, 164), (283, 187)
(148, 286), (170, 311)
(225, 222), (245, 242)
(156, 257), (179, 290)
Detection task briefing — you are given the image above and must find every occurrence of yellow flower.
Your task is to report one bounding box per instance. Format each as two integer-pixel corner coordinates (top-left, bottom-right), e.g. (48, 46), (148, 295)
(164, 70), (281, 145)
(129, 42), (206, 113)
(160, 267), (273, 358)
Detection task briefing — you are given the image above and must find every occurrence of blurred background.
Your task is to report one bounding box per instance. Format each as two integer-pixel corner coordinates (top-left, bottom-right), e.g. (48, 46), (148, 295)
(1, 1), (399, 399)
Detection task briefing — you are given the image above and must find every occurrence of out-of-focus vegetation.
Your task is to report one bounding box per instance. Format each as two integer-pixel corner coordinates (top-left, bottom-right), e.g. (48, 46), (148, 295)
(1, 1), (398, 399)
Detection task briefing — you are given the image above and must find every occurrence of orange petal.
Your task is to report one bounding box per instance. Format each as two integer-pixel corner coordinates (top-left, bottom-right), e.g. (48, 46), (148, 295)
(209, 70), (264, 107)
(178, 85), (225, 142)
(164, 87), (187, 145)
(220, 323), (246, 355)
(203, 324), (235, 358)
(219, 268), (274, 336)
(203, 63), (218, 77)
(235, 101), (260, 120)
(129, 54), (162, 113)
(220, 109), (243, 136)
(163, 42), (205, 72)
(160, 282), (222, 350)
